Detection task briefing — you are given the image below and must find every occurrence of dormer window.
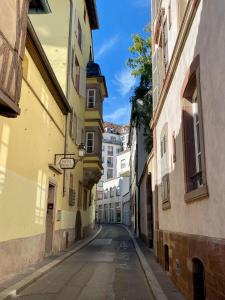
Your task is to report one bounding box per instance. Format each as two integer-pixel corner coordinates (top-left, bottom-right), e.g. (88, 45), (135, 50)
(87, 89), (96, 108)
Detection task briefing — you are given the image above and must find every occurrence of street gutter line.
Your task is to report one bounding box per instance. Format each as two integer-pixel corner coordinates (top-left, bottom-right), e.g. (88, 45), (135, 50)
(0, 226), (102, 300)
(123, 226), (168, 300)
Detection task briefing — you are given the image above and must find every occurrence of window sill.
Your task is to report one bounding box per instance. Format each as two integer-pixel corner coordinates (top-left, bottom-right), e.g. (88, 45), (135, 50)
(162, 200), (171, 210)
(184, 185), (208, 203)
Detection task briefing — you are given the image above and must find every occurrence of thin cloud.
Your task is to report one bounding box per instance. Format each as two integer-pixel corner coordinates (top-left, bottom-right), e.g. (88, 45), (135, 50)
(114, 68), (137, 97)
(105, 106), (131, 124)
(95, 35), (120, 60)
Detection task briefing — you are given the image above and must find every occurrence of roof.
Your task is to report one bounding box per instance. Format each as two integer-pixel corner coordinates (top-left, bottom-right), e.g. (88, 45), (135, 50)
(87, 61), (108, 97)
(85, 0), (99, 30)
(103, 122), (130, 134)
(87, 61), (102, 77)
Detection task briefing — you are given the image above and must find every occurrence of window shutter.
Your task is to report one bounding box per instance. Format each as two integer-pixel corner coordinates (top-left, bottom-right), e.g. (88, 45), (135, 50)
(76, 117), (82, 145)
(182, 105), (196, 192)
(73, 113), (77, 141)
(79, 66), (87, 99)
(69, 110), (74, 138)
(71, 48), (76, 86)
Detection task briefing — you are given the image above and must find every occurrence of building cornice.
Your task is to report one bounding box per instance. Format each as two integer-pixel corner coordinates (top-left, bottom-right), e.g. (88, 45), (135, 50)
(151, 0), (201, 129)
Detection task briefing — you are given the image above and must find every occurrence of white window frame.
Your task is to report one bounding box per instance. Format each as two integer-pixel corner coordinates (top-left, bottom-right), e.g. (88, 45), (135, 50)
(86, 132), (95, 153)
(192, 89), (202, 187)
(87, 89), (96, 109)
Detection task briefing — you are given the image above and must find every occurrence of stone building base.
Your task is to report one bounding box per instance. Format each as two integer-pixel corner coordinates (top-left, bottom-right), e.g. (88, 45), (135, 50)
(0, 224), (96, 282)
(157, 230), (225, 299)
(0, 234), (45, 282)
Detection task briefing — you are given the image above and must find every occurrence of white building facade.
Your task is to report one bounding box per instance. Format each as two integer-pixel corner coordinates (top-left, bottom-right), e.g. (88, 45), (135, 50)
(96, 122), (131, 225)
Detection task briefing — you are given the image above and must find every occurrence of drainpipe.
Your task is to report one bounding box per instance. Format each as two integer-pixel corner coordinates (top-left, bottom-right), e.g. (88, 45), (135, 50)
(63, 0), (73, 196)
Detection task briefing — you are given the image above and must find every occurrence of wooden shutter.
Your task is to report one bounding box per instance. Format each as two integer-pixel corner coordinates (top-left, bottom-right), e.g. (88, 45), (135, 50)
(79, 66), (87, 99)
(69, 110), (74, 138)
(182, 104), (196, 192)
(71, 48), (76, 86)
(76, 117), (82, 145)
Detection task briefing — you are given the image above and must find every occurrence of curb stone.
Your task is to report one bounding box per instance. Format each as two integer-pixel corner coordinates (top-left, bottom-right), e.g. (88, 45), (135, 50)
(123, 226), (168, 300)
(0, 225), (102, 300)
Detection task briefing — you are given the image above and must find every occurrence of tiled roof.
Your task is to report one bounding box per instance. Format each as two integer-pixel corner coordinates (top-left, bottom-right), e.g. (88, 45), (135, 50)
(103, 122), (130, 134)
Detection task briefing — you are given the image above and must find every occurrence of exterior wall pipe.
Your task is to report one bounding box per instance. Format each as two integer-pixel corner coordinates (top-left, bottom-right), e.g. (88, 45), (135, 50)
(63, 0), (73, 196)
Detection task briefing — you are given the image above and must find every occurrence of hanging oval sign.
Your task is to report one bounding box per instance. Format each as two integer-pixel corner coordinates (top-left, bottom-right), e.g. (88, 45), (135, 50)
(59, 158), (76, 169)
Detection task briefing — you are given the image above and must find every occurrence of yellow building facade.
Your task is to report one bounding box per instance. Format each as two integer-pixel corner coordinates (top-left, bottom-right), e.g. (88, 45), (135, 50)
(0, 0), (106, 281)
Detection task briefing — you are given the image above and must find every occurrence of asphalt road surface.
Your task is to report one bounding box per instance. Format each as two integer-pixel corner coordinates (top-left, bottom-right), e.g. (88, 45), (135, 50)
(13, 225), (154, 300)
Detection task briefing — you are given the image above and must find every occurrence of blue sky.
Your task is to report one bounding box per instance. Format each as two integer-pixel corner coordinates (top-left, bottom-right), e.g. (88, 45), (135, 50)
(92, 0), (150, 125)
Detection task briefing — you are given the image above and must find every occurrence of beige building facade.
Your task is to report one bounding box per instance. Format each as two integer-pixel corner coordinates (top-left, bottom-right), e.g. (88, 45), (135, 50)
(0, 0), (106, 281)
(150, 0), (225, 299)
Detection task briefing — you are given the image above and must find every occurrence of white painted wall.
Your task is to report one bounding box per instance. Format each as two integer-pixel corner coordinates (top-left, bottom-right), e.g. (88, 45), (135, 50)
(155, 0), (225, 239)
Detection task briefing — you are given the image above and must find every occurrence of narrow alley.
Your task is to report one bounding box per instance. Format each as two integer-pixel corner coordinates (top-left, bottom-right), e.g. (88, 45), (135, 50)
(10, 226), (154, 300)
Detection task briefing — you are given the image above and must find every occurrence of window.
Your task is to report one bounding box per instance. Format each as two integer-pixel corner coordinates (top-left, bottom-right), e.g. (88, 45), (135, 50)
(110, 187), (114, 198)
(116, 187), (121, 196)
(121, 159), (126, 169)
(160, 124), (170, 206)
(102, 145), (105, 152)
(108, 146), (113, 156)
(77, 19), (82, 50)
(116, 148), (121, 154)
(102, 156), (104, 163)
(182, 56), (207, 199)
(87, 89), (96, 108)
(107, 169), (113, 179)
(104, 189), (108, 199)
(72, 52), (80, 93)
(98, 181), (103, 187)
(86, 132), (94, 153)
(110, 136), (116, 143)
(97, 191), (103, 200)
(107, 157), (113, 168)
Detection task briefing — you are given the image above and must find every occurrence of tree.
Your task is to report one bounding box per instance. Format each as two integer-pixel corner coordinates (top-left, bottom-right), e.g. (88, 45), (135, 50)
(127, 30), (153, 153)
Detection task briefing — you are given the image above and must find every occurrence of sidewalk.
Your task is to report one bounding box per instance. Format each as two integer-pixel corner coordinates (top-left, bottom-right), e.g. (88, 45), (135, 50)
(135, 236), (185, 300)
(0, 226), (102, 300)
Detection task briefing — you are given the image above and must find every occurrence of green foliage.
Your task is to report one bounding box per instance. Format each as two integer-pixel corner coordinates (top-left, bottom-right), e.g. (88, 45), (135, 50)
(127, 28), (153, 153)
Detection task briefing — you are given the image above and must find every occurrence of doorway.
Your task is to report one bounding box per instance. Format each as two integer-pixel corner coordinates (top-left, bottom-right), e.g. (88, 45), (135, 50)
(45, 182), (56, 254)
(193, 258), (206, 300)
(146, 173), (154, 248)
(164, 244), (169, 272)
(75, 210), (82, 241)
